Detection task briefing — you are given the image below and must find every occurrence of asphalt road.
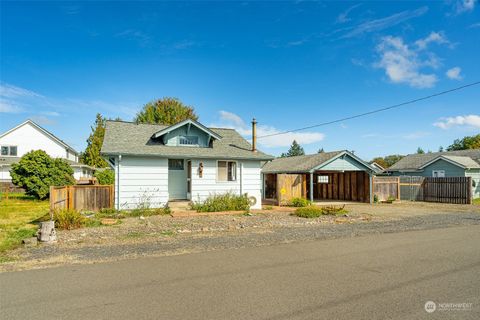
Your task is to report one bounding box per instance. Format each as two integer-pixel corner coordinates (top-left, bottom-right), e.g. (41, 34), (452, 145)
(1, 226), (479, 320)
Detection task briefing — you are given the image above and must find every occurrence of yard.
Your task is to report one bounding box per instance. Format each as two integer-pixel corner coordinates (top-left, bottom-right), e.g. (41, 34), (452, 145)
(0, 193), (49, 260)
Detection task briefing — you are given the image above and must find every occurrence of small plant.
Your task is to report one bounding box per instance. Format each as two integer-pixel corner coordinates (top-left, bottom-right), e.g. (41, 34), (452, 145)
(386, 195), (396, 203)
(294, 205), (348, 218)
(373, 194), (379, 203)
(53, 209), (85, 230)
(191, 192), (250, 212)
(290, 197), (311, 207)
(262, 205), (273, 210)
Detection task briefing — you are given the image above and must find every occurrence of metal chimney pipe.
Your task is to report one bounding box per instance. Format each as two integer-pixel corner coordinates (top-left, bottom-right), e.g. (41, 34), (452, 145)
(252, 118), (257, 152)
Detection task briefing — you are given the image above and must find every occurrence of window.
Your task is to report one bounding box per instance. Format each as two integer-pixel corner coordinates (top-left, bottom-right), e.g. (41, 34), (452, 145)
(1, 146), (16, 156)
(179, 136), (199, 145)
(218, 161), (236, 181)
(318, 175), (329, 183)
(432, 170), (445, 178)
(168, 159), (184, 170)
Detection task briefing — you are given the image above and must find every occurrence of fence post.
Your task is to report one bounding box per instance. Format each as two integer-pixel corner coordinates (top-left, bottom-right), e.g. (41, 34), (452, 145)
(109, 185), (114, 209)
(397, 177), (400, 200)
(67, 185), (74, 210)
(49, 186), (54, 218)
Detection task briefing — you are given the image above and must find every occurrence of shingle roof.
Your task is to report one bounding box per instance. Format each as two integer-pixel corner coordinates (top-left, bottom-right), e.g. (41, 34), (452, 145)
(388, 149), (480, 171)
(101, 120), (274, 161)
(261, 151), (345, 173)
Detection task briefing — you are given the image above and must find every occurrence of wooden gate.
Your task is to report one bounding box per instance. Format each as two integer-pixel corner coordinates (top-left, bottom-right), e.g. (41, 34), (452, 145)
(372, 177), (400, 201)
(276, 174), (307, 205)
(50, 185), (114, 213)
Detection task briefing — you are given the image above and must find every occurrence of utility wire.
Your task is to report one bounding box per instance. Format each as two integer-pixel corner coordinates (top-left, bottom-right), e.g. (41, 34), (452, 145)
(257, 81), (480, 139)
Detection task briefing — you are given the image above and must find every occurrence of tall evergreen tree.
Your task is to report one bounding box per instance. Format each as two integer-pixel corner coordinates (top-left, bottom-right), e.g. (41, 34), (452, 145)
(317, 148), (325, 153)
(82, 113), (108, 168)
(134, 97), (198, 125)
(416, 147), (425, 154)
(281, 140), (305, 158)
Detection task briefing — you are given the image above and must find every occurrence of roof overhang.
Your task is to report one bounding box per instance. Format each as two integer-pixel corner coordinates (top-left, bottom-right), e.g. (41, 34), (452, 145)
(310, 151), (376, 174)
(151, 119), (222, 141)
(418, 155), (468, 170)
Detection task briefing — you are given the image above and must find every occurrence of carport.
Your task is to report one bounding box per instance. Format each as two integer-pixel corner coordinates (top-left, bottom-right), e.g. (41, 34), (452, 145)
(262, 150), (376, 205)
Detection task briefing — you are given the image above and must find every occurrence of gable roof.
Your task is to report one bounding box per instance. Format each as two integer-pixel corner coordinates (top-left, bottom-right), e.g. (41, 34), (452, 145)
(261, 150), (375, 174)
(152, 119), (222, 140)
(387, 149), (480, 171)
(418, 155), (480, 170)
(371, 162), (385, 173)
(0, 119), (78, 155)
(101, 120), (274, 161)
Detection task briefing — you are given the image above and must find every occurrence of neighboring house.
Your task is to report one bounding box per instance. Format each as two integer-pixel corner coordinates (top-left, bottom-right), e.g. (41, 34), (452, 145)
(0, 119), (94, 185)
(261, 150), (377, 204)
(384, 149), (480, 199)
(370, 161), (385, 173)
(101, 119), (273, 210)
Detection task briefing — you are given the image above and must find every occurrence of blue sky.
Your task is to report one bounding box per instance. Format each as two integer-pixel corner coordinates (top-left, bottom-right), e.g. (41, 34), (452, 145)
(1, 1), (479, 160)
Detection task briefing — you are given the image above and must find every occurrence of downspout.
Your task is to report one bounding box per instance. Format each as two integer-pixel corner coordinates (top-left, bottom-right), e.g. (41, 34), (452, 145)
(117, 155), (122, 211)
(239, 162), (243, 195)
(309, 171), (314, 202)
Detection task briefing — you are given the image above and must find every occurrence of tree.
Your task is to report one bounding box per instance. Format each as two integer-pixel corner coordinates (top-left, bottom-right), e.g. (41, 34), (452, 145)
(134, 97), (198, 125)
(10, 150), (75, 200)
(371, 154), (405, 168)
(317, 148), (325, 153)
(83, 113), (108, 168)
(281, 140), (305, 157)
(446, 134), (480, 151)
(416, 147), (425, 154)
(94, 169), (114, 185)
(438, 146), (444, 152)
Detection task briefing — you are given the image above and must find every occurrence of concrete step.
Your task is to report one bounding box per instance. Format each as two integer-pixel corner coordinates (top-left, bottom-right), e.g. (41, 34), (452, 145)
(168, 200), (191, 211)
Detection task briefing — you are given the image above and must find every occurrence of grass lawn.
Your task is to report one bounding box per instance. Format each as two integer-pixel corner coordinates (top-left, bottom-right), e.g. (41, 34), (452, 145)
(474, 198), (480, 205)
(0, 193), (49, 260)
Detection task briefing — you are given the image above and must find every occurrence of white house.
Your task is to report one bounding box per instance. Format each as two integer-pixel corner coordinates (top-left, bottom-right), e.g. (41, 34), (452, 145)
(0, 119), (94, 184)
(101, 119), (273, 210)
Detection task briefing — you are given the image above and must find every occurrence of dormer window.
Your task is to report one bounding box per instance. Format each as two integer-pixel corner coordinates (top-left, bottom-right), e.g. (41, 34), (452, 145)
(179, 136), (198, 146)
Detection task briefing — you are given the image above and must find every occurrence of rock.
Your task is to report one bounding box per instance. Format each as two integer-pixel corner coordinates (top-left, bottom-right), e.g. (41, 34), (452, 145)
(139, 216), (145, 220)
(101, 218), (118, 225)
(38, 221), (57, 242)
(22, 237), (38, 247)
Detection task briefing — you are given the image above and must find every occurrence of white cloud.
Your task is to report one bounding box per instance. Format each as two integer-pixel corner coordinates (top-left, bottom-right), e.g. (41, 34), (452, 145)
(341, 6), (428, 38)
(415, 32), (449, 50)
(0, 83), (43, 99)
(455, 0), (476, 14)
(375, 36), (438, 88)
(336, 4), (362, 24)
(211, 111), (325, 148)
(446, 67), (463, 80)
(0, 99), (24, 113)
(469, 22), (480, 28)
(433, 115), (480, 129)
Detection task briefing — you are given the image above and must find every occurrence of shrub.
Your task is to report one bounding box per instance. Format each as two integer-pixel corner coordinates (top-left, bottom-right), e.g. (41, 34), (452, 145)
(290, 197), (311, 207)
(10, 150), (75, 200)
(53, 209), (85, 230)
(263, 205), (273, 210)
(294, 205), (348, 218)
(94, 169), (114, 185)
(373, 194), (379, 203)
(191, 192), (250, 212)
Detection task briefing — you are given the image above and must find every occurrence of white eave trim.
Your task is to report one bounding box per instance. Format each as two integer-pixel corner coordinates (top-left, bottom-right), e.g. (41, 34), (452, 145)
(151, 119), (222, 140)
(310, 150), (376, 173)
(418, 156), (468, 170)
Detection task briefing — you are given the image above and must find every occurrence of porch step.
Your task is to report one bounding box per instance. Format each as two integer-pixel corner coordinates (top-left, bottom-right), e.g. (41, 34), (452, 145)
(168, 200), (191, 211)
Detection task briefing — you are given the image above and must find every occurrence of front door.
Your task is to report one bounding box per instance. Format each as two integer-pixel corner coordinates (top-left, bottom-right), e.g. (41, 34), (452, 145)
(168, 159), (188, 200)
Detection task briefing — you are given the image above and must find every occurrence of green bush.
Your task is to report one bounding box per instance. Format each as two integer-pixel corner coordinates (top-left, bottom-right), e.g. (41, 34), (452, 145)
(373, 194), (379, 203)
(294, 205), (348, 218)
(53, 209), (85, 230)
(94, 169), (114, 185)
(10, 150), (75, 200)
(290, 197), (311, 207)
(191, 192), (250, 212)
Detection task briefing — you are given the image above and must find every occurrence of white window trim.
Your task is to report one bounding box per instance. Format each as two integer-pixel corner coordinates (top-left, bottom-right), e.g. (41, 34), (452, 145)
(1, 145), (18, 157)
(216, 160), (238, 183)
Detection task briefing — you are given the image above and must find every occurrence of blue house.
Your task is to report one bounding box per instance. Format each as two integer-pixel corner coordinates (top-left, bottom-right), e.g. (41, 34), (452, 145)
(384, 149), (480, 199)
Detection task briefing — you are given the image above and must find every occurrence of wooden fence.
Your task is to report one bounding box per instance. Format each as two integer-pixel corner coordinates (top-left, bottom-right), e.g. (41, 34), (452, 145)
(50, 185), (114, 213)
(373, 176), (472, 204)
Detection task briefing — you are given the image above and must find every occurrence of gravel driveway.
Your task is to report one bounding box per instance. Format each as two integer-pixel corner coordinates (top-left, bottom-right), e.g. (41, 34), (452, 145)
(1, 202), (479, 272)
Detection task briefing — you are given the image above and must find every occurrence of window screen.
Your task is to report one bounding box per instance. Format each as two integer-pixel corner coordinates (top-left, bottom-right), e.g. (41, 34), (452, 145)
(1, 146), (8, 156)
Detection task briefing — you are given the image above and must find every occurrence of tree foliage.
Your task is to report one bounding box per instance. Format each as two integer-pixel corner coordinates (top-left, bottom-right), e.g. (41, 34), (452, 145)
(281, 140), (305, 158)
(371, 155), (404, 168)
(82, 113), (108, 168)
(134, 97), (198, 125)
(416, 147), (425, 154)
(317, 148), (325, 153)
(94, 169), (115, 185)
(446, 134), (480, 151)
(10, 150), (75, 200)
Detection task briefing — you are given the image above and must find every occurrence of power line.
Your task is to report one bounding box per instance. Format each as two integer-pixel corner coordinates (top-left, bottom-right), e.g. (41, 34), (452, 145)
(257, 81), (480, 139)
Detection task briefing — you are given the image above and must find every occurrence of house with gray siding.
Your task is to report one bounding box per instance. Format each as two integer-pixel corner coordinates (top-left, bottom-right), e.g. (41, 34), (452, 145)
(385, 149), (480, 199)
(101, 119), (273, 210)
